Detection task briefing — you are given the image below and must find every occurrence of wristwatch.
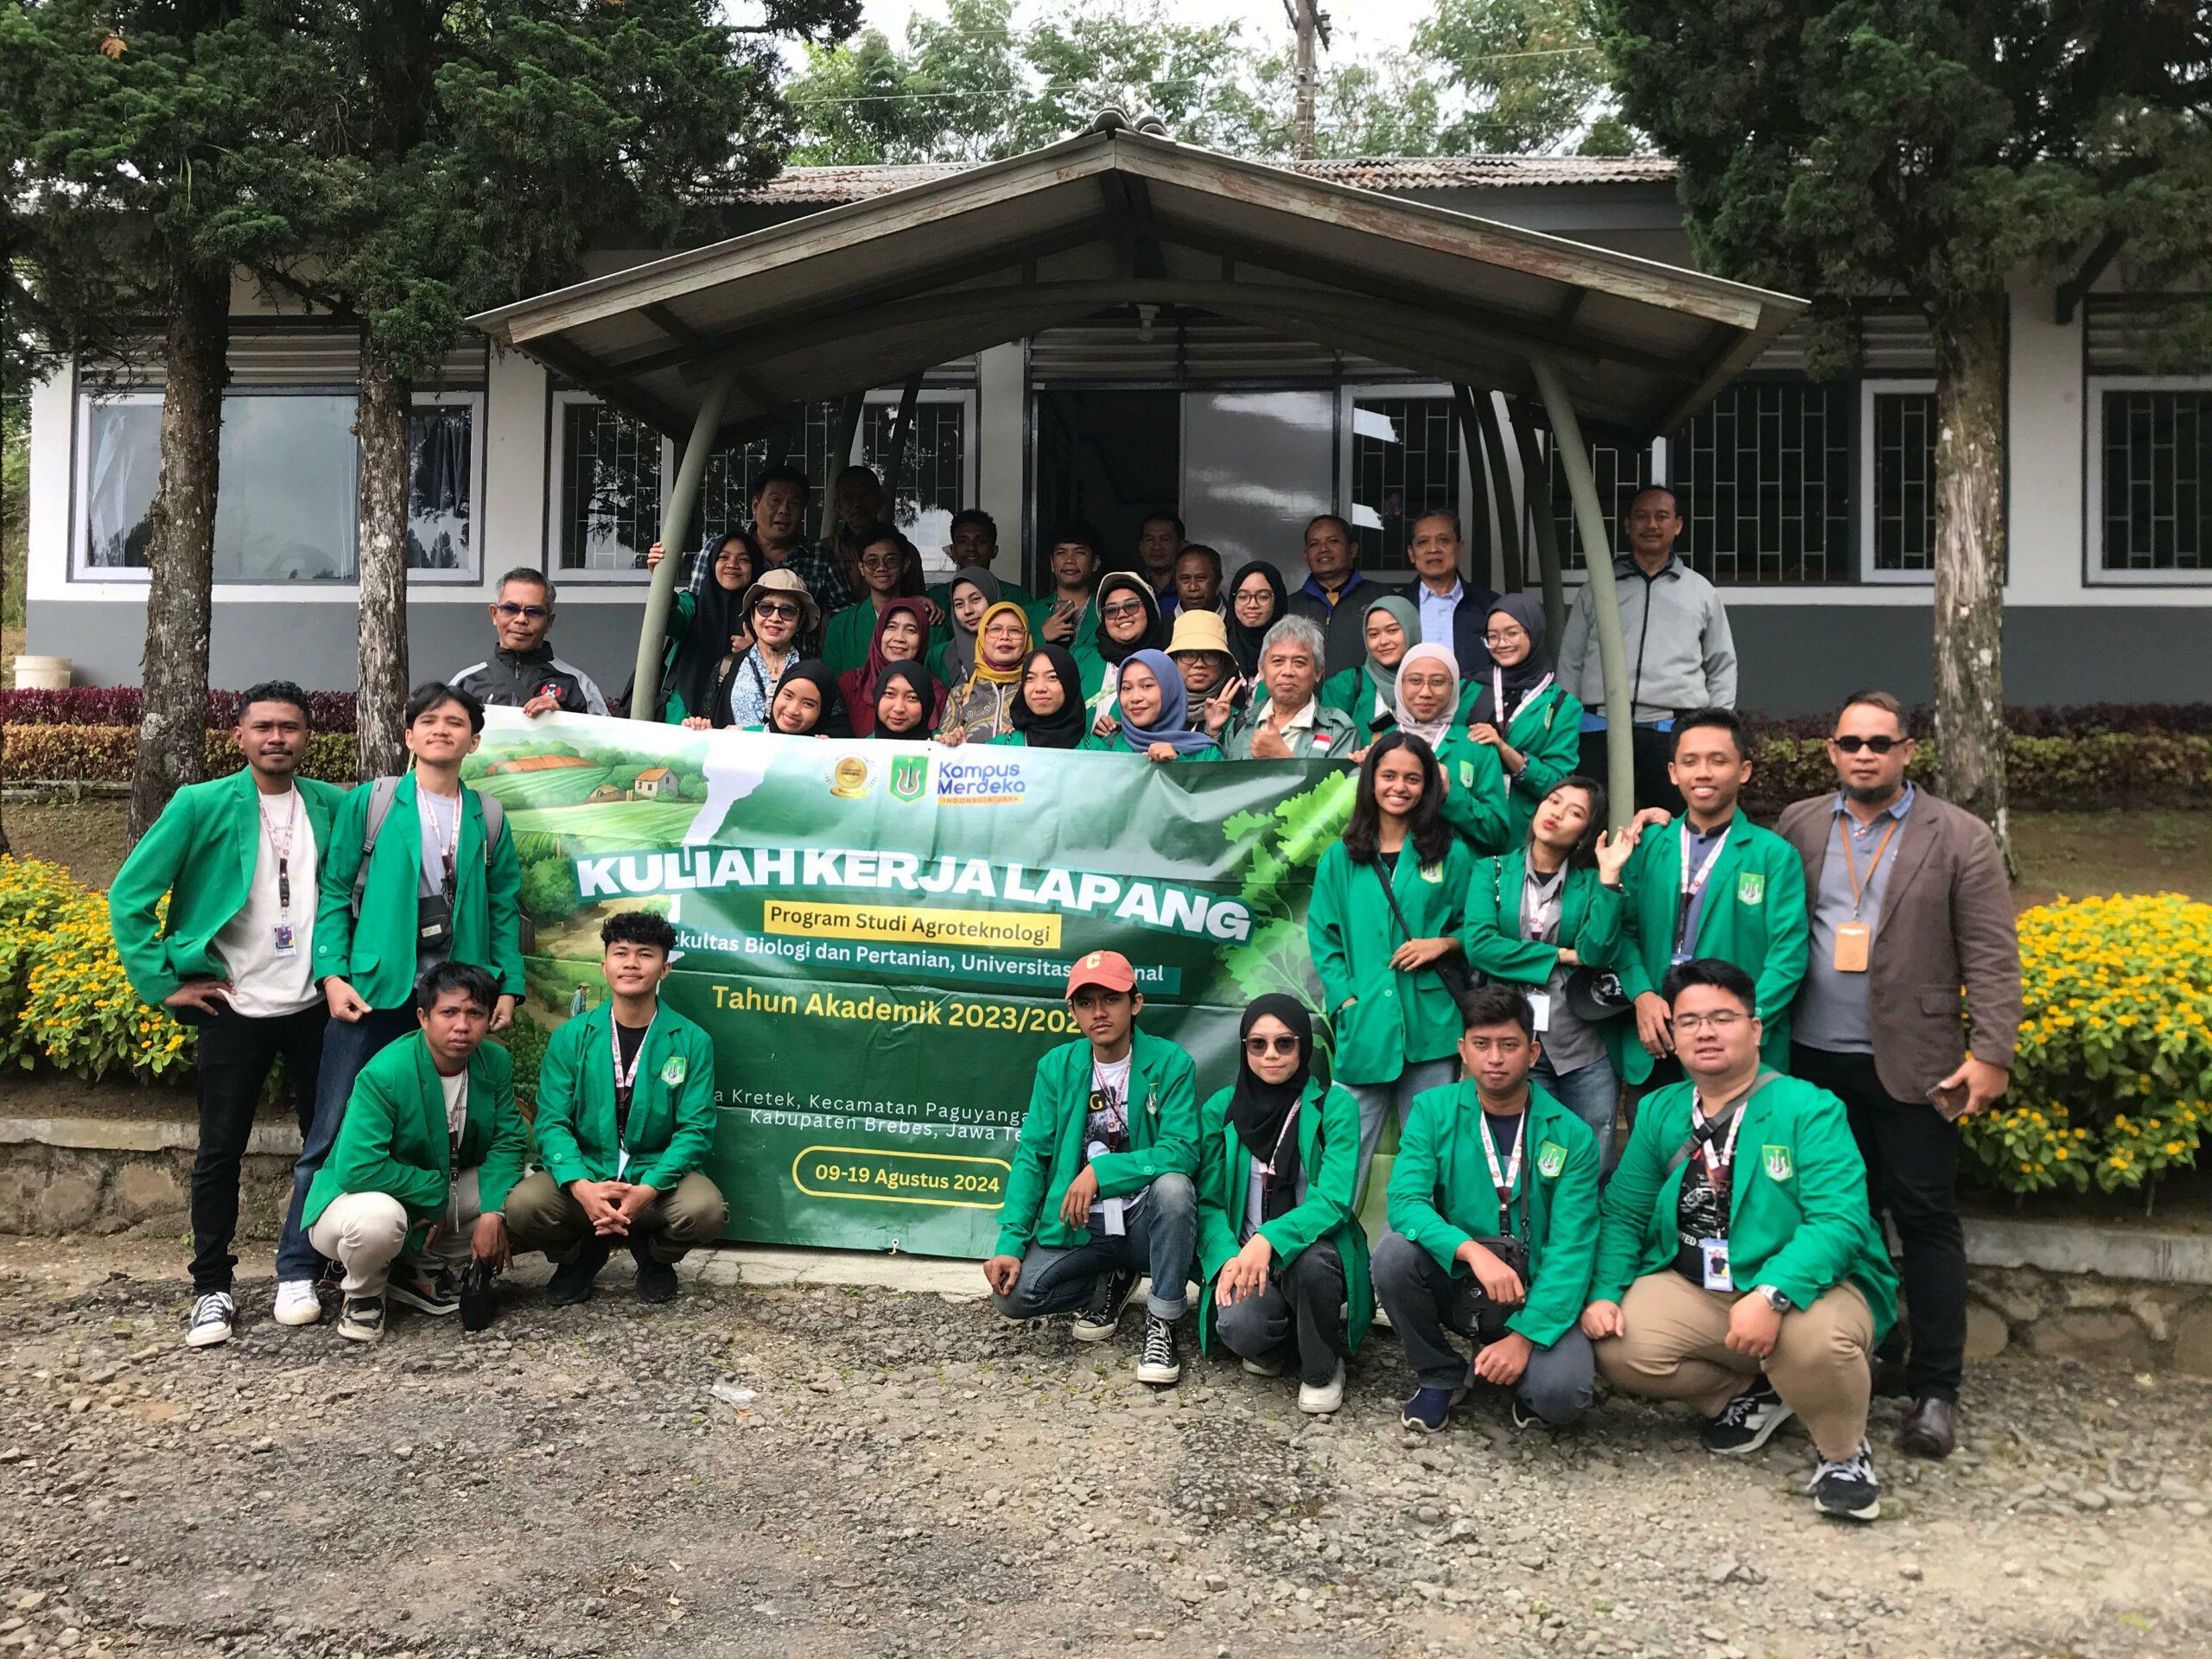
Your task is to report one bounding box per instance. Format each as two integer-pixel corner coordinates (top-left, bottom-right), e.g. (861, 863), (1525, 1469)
(1758, 1285), (1792, 1313)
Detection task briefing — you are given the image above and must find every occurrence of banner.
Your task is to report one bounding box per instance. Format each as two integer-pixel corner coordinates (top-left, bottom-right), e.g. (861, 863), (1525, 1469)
(473, 709), (1352, 1256)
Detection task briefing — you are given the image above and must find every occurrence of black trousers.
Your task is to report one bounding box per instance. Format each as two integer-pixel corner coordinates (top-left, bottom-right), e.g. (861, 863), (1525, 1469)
(1211, 1240), (1346, 1385)
(190, 1002), (327, 1293)
(1576, 723), (1684, 817)
(1793, 1042), (1966, 1400)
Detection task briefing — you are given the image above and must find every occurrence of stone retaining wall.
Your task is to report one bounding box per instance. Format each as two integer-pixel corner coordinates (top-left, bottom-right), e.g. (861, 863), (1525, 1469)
(0, 1141), (297, 1239)
(1967, 1265), (2212, 1377)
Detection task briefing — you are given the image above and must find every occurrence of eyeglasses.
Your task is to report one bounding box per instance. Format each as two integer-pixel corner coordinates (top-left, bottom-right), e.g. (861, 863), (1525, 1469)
(493, 602), (549, 620)
(754, 601), (802, 620)
(1243, 1034), (1300, 1056)
(1102, 600), (1147, 620)
(1831, 734), (1904, 754)
(1672, 1010), (1752, 1033)
(859, 554), (902, 571)
(1482, 629), (1527, 647)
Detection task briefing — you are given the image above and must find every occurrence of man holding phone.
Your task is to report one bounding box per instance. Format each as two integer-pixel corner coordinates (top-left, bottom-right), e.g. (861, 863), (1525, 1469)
(1777, 690), (2020, 1462)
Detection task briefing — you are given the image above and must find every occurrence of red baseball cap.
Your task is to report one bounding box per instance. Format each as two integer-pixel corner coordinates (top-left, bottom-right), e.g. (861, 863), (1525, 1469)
(1065, 950), (1137, 997)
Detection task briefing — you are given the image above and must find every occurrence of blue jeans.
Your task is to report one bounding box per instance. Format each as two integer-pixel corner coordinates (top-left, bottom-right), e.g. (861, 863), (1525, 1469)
(1347, 1056), (1461, 1198)
(1535, 1053), (1621, 1177)
(273, 1004), (416, 1281)
(990, 1173), (1197, 1323)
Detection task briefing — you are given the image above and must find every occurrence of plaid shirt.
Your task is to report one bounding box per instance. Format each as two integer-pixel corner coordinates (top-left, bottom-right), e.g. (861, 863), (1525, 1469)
(768, 541), (858, 618)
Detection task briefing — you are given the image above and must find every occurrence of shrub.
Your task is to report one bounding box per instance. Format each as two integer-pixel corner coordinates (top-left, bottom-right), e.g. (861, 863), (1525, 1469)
(1742, 733), (2212, 815)
(0, 725), (358, 784)
(1, 857), (194, 1081)
(505, 1013), (550, 1110)
(0, 687), (357, 731)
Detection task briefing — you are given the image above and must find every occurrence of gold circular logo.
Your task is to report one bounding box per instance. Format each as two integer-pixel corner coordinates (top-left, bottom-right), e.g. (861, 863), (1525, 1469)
(830, 755), (871, 798)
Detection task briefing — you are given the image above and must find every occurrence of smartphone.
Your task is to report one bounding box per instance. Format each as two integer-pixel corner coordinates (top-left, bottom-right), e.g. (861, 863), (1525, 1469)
(1928, 1080), (1972, 1122)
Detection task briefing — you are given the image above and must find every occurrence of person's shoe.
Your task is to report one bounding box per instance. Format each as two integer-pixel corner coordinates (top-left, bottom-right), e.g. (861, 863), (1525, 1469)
(185, 1291), (234, 1349)
(272, 1278), (323, 1327)
(1702, 1377), (1796, 1456)
(1240, 1352), (1287, 1378)
(336, 1294), (386, 1344)
(1400, 1386), (1459, 1433)
(632, 1240), (679, 1305)
(546, 1236), (614, 1308)
(386, 1262), (460, 1317)
(1297, 1361), (1345, 1415)
(1900, 1394), (1957, 1459)
(1809, 1441), (1882, 1522)
(1135, 1315), (1181, 1386)
(1510, 1397), (1543, 1431)
(1072, 1268), (1138, 1343)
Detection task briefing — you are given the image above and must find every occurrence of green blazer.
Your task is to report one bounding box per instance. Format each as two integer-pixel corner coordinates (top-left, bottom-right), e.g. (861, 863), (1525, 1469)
(1386, 1080), (1601, 1349)
(1319, 666), (1394, 744)
(302, 1033), (528, 1246)
(109, 770), (348, 1006)
(1195, 1077), (1375, 1355)
(311, 774), (524, 1012)
(1076, 732), (1223, 762)
(656, 592), (707, 724)
(1610, 817), (1809, 1084)
(1429, 726), (1512, 857)
(823, 599), (889, 677)
(993, 1030), (1200, 1258)
(1591, 1071), (1898, 1339)
(531, 1001), (719, 1191)
(1492, 686), (1584, 847)
(1459, 852), (1624, 988)
(1308, 837), (1476, 1084)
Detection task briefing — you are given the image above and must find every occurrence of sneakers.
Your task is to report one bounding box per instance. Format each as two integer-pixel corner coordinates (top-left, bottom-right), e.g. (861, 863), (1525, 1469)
(185, 1291), (234, 1349)
(336, 1294), (386, 1344)
(273, 1278), (323, 1326)
(547, 1236), (614, 1307)
(1400, 1386), (1459, 1433)
(632, 1240), (679, 1305)
(1297, 1360), (1345, 1415)
(1809, 1441), (1883, 1522)
(1240, 1352), (1287, 1378)
(1702, 1377), (1796, 1456)
(1072, 1268), (1138, 1343)
(386, 1262), (460, 1317)
(1135, 1315), (1181, 1386)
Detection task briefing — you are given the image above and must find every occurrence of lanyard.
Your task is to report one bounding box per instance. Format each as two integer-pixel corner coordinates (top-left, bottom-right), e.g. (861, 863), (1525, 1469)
(1492, 668), (1553, 728)
(258, 789), (299, 916)
(1688, 1094), (1746, 1198)
(420, 787), (463, 889)
(1675, 818), (1732, 953)
(1478, 1111), (1526, 1235)
(1838, 812), (1902, 919)
(612, 1010), (657, 1116)
(1258, 1099), (1302, 1179)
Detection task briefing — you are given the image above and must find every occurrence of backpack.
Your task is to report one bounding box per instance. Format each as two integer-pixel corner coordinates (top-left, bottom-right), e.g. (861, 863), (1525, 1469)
(350, 777), (506, 918)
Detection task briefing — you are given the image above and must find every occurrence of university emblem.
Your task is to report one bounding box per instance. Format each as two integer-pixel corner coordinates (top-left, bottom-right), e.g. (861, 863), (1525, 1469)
(661, 1056), (687, 1086)
(1763, 1144), (1793, 1181)
(1537, 1141), (1567, 1179)
(1737, 871), (1765, 906)
(889, 753), (928, 803)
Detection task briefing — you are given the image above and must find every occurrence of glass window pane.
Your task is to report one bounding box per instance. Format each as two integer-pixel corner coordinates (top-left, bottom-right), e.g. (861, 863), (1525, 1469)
(407, 404), (474, 574)
(559, 400), (660, 572)
(1349, 396), (1459, 575)
(2101, 388), (2210, 571)
(861, 400), (966, 574)
(1670, 380), (1852, 584)
(83, 399), (162, 570)
(1546, 438), (1653, 571)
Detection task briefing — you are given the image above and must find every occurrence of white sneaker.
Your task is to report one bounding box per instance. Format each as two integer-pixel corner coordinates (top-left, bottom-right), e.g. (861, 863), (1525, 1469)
(1298, 1360), (1346, 1415)
(273, 1279), (323, 1326)
(184, 1291), (234, 1349)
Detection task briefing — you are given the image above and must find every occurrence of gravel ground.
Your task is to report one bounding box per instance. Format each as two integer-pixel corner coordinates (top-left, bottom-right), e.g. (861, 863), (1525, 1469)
(2, 1236), (2209, 1659)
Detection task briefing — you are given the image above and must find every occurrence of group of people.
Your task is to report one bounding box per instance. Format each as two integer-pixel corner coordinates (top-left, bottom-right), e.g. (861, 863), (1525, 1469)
(105, 457), (2020, 1530)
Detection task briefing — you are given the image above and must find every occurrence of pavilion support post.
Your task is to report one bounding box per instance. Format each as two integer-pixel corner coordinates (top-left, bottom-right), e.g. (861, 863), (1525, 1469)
(819, 391), (866, 542)
(1458, 385), (1523, 596)
(1509, 409), (1569, 647)
(632, 368), (740, 721)
(885, 373), (925, 512)
(1530, 358), (1632, 829)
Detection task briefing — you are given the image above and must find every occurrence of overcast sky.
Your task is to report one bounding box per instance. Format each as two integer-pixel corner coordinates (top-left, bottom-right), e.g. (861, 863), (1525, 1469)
(847, 1), (1433, 60)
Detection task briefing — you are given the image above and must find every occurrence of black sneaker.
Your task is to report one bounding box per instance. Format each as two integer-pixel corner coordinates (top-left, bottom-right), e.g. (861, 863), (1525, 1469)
(1809, 1441), (1882, 1522)
(632, 1239), (679, 1305)
(1135, 1314), (1181, 1386)
(1701, 1377), (1796, 1456)
(386, 1262), (460, 1317)
(547, 1236), (613, 1307)
(336, 1294), (385, 1344)
(1071, 1268), (1137, 1343)
(184, 1291), (235, 1350)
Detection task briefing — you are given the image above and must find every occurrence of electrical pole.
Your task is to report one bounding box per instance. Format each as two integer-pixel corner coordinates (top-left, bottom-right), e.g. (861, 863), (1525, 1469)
(1282, 0), (1330, 160)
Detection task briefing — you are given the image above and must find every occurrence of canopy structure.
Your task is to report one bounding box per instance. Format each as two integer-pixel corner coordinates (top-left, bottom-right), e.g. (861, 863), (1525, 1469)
(472, 118), (1806, 818)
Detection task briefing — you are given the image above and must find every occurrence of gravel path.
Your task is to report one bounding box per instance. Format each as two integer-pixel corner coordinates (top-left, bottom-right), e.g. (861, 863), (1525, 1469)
(2, 1236), (2208, 1659)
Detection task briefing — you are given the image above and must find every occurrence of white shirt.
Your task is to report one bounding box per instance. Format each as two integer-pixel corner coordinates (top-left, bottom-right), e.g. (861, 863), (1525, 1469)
(440, 1066), (468, 1141)
(417, 786), (462, 899)
(210, 787), (321, 1018)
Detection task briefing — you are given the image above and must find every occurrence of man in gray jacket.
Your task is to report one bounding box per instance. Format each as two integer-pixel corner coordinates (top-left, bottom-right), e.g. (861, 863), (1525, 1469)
(1555, 487), (1735, 811)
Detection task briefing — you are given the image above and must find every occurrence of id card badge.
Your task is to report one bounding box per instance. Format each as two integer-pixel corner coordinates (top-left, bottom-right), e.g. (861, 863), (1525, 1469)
(616, 1147), (632, 1180)
(271, 923), (297, 959)
(1700, 1236), (1733, 1293)
(1527, 990), (1553, 1033)
(1669, 950), (1693, 967)
(1098, 1196), (1127, 1238)
(1833, 919), (1872, 973)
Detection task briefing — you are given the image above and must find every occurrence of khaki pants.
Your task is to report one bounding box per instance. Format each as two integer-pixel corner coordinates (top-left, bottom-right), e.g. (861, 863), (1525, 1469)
(307, 1169), (482, 1297)
(1595, 1270), (1874, 1459)
(503, 1169), (728, 1265)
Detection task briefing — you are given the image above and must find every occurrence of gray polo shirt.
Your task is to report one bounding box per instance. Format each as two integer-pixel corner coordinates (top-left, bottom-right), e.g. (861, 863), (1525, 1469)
(1793, 785), (1916, 1054)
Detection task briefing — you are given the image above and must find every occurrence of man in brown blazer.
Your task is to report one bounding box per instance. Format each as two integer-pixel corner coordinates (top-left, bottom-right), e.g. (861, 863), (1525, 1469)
(1777, 690), (2020, 1462)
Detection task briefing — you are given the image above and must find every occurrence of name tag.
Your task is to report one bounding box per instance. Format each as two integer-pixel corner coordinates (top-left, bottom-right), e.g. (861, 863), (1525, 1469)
(271, 923), (297, 959)
(1833, 920), (1871, 972)
(1527, 990), (1552, 1033)
(1700, 1236), (1733, 1293)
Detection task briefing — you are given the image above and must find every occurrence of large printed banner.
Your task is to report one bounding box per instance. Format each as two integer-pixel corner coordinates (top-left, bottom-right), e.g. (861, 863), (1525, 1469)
(471, 709), (1351, 1257)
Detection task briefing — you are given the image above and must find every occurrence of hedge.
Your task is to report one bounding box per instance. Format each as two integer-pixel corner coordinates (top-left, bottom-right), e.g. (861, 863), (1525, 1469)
(3, 725), (359, 785)
(0, 687), (357, 731)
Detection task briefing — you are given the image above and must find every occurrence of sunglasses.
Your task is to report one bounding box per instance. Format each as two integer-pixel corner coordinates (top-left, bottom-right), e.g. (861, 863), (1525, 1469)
(1830, 734), (1904, 754)
(1102, 600), (1147, 620)
(493, 602), (549, 620)
(1243, 1034), (1301, 1057)
(753, 601), (802, 620)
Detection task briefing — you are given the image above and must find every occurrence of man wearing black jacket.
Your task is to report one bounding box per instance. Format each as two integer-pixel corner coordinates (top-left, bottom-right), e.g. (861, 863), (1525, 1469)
(454, 569), (612, 718)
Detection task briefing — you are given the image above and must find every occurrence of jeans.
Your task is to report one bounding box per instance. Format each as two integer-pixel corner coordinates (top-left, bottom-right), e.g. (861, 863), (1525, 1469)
(990, 1173), (1197, 1323)
(187, 1003), (326, 1293)
(274, 1004), (417, 1281)
(1371, 1230), (1595, 1424)
(1212, 1240), (1347, 1386)
(1535, 1053), (1621, 1178)
(1794, 1042), (1967, 1400)
(1347, 1057), (1461, 1198)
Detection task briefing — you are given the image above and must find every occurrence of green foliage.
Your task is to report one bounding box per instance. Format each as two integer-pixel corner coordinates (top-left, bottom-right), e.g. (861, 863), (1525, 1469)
(1414, 0), (1633, 155)
(503, 1014), (551, 1110)
(1217, 769), (1356, 1020)
(519, 856), (585, 924)
(0, 857), (192, 1081)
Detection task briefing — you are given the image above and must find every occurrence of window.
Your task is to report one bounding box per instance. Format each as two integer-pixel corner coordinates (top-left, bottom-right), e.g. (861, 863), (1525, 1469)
(1670, 378), (1853, 583)
(1546, 436), (1657, 573)
(1860, 381), (1936, 579)
(2091, 380), (2212, 579)
(1345, 391), (1461, 574)
(406, 398), (476, 575)
(554, 393), (665, 575)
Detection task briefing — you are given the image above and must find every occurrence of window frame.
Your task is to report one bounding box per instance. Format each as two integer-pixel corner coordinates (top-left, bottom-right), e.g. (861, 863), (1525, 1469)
(1665, 372), (1858, 588)
(1334, 380), (1477, 578)
(402, 388), (487, 587)
(1858, 377), (1937, 585)
(2083, 373), (2212, 587)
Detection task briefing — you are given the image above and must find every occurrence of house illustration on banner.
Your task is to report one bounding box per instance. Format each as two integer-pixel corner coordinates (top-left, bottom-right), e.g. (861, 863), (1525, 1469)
(634, 766), (681, 800)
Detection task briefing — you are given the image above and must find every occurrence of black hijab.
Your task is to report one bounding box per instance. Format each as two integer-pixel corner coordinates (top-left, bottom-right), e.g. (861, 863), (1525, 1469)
(1012, 645), (1088, 750)
(870, 660), (941, 740)
(1228, 994), (1314, 1186)
(666, 531), (757, 721)
(768, 658), (842, 735)
(1465, 594), (1554, 727)
(1224, 560), (1287, 679)
(1094, 572), (1170, 666)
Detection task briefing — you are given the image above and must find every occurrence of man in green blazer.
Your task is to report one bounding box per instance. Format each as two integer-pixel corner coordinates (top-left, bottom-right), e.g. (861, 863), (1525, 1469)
(302, 963), (529, 1344)
(274, 681), (524, 1325)
(1610, 709), (1808, 1093)
(505, 912), (728, 1306)
(1582, 959), (1899, 1523)
(983, 950), (1200, 1388)
(109, 681), (348, 1350)
(1376, 987), (1603, 1433)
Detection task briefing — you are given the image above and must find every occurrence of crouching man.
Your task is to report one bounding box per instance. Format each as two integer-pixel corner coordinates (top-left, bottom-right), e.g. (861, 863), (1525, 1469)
(300, 962), (527, 1343)
(1581, 958), (1899, 1522)
(983, 950), (1199, 1386)
(1375, 985), (1602, 1433)
(505, 912), (728, 1304)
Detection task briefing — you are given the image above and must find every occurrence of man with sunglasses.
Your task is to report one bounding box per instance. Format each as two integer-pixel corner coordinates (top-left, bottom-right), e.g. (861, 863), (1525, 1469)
(453, 569), (611, 718)
(1777, 691), (2019, 1461)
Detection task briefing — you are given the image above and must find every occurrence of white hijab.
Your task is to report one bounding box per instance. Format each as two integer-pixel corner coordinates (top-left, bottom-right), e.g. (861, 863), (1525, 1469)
(1392, 643), (1462, 751)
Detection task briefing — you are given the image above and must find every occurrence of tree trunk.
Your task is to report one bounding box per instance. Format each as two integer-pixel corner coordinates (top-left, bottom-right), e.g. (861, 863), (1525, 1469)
(128, 264), (230, 842)
(1929, 290), (2012, 871)
(355, 351), (411, 780)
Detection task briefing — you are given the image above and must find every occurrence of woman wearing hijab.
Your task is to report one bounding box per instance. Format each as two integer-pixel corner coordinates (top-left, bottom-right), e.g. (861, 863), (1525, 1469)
(938, 601), (1032, 743)
(1321, 593), (1420, 749)
(1463, 595), (1585, 847)
(703, 658), (842, 736)
(931, 567), (1002, 690)
(840, 598), (941, 738)
(991, 645), (1089, 749)
(1077, 650), (1221, 762)
(1196, 994), (1372, 1414)
(823, 524), (927, 676)
(1079, 570), (1170, 716)
(1308, 732), (1478, 1192)
(1224, 560), (1287, 681)
(868, 662), (941, 741)
(1395, 645), (1510, 856)
(645, 530), (757, 724)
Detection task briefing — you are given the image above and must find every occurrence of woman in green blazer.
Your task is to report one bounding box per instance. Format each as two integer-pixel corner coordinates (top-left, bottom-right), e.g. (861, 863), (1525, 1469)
(1319, 593), (1420, 747)
(1197, 995), (1372, 1414)
(1392, 645), (1510, 856)
(1462, 595), (1584, 847)
(1308, 732), (1478, 1192)
(644, 531), (755, 724)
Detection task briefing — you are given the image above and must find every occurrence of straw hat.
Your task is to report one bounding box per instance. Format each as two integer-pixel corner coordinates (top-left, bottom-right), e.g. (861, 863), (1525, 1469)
(1166, 607), (1230, 659)
(741, 566), (822, 632)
